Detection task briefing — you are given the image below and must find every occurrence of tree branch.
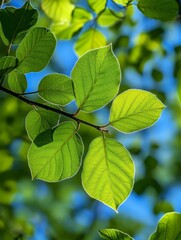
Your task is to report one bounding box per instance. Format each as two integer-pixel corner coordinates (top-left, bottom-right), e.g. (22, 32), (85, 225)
(0, 86), (108, 132)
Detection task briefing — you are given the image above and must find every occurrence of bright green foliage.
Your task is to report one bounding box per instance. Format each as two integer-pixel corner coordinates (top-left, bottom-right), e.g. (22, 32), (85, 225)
(112, 0), (132, 6)
(28, 122), (83, 182)
(72, 8), (93, 24)
(137, 0), (179, 21)
(88, 0), (106, 13)
(38, 73), (74, 105)
(109, 89), (165, 133)
(16, 27), (56, 73)
(149, 212), (181, 240)
(98, 9), (124, 27)
(7, 70), (27, 93)
(74, 29), (107, 56)
(0, 150), (13, 173)
(51, 7), (92, 40)
(82, 137), (134, 212)
(99, 229), (134, 240)
(26, 109), (60, 141)
(41, 0), (74, 22)
(0, 56), (17, 77)
(72, 45), (120, 112)
(0, 1), (38, 45)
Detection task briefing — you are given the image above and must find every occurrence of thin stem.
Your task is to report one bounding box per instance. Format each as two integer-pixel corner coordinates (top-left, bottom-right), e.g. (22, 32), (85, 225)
(0, 0), (5, 9)
(6, 43), (12, 56)
(0, 86), (108, 132)
(18, 91), (39, 96)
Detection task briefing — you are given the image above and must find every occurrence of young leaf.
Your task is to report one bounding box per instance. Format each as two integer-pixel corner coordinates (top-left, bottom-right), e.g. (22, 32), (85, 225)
(0, 1), (38, 45)
(72, 45), (121, 112)
(51, 8), (92, 40)
(26, 109), (60, 141)
(82, 137), (134, 212)
(112, 0), (132, 6)
(149, 212), (181, 240)
(109, 89), (165, 133)
(0, 56), (17, 77)
(38, 73), (74, 105)
(28, 122), (83, 182)
(75, 28), (107, 56)
(98, 9), (124, 27)
(99, 229), (134, 240)
(16, 27), (56, 73)
(7, 70), (27, 94)
(137, 0), (179, 21)
(88, 0), (106, 13)
(42, 0), (74, 22)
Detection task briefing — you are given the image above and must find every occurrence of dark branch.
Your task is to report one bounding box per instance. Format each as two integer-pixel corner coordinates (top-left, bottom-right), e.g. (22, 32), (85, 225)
(0, 86), (108, 132)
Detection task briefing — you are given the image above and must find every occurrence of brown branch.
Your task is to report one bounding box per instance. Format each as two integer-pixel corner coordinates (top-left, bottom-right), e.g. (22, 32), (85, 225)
(0, 86), (108, 133)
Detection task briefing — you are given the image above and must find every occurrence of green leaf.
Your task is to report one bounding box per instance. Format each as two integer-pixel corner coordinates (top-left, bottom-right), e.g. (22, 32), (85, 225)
(137, 0), (179, 21)
(26, 109), (60, 141)
(51, 8), (92, 40)
(7, 70), (27, 93)
(0, 1), (38, 45)
(0, 56), (17, 77)
(28, 122), (83, 182)
(38, 73), (74, 105)
(75, 28), (107, 56)
(99, 229), (134, 240)
(112, 0), (132, 6)
(88, 0), (106, 13)
(72, 7), (93, 24)
(149, 212), (181, 240)
(16, 27), (56, 73)
(98, 9), (124, 27)
(42, 0), (74, 21)
(82, 137), (134, 212)
(72, 45), (121, 112)
(109, 89), (165, 133)
(0, 150), (13, 173)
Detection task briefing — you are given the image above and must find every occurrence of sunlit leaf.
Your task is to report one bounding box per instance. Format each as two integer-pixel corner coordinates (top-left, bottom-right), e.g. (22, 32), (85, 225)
(16, 27), (56, 73)
(109, 89), (165, 133)
(82, 137), (134, 211)
(98, 9), (124, 27)
(72, 7), (93, 24)
(26, 109), (60, 141)
(0, 1), (38, 45)
(72, 45), (121, 112)
(28, 122), (83, 182)
(0, 150), (13, 173)
(88, 0), (106, 13)
(51, 8), (92, 40)
(149, 212), (181, 240)
(137, 0), (179, 21)
(0, 56), (17, 77)
(99, 229), (134, 240)
(112, 0), (132, 6)
(38, 73), (74, 105)
(75, 28), (106, 56)
(42, 0), (74, 21)
(7, 70), (27, 93)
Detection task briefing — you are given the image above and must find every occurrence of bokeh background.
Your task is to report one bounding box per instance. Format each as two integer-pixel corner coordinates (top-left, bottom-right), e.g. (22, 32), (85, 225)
(0, 0), (181, 239)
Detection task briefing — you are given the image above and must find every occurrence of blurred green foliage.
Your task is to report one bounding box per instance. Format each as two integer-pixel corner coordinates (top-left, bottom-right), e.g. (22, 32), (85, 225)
(0, 0), (181, 240)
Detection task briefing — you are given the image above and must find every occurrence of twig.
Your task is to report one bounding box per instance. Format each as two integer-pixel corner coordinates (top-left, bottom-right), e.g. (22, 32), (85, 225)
(0, 86), (109, 133)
